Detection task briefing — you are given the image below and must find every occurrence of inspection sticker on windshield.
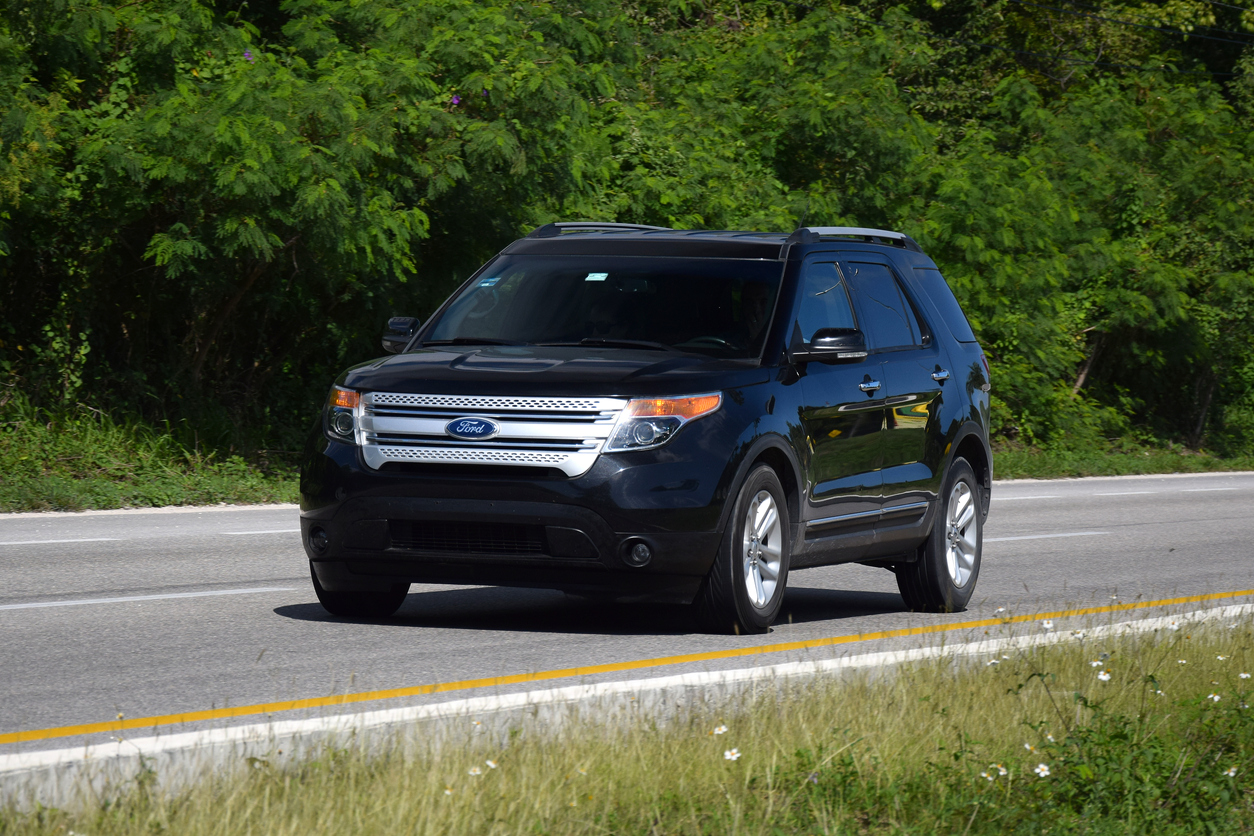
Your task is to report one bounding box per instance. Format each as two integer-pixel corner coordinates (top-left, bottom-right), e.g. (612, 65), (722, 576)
(478, 277), (500, 287)
(584, 272), (609, 282)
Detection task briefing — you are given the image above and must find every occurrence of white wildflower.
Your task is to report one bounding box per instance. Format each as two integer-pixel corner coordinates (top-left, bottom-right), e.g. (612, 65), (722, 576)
(724, 748), (741, 761)
(1034, 763), (1051, 778)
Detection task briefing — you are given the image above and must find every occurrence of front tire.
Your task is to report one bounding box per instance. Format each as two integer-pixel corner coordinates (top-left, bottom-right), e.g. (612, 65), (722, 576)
(896, 457), (982, 612)
(695, 464), (791, 634)
(310, 563), (410, 618)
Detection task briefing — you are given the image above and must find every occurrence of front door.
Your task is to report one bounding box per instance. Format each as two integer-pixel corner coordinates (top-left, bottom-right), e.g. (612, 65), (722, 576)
(793, 259), (885, 562)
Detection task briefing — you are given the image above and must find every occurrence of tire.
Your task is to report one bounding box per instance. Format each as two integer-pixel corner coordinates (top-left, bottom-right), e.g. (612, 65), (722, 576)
(896, 457), (982, 613)
(310, 563), (410, 618)
(695, 464), (791, 634)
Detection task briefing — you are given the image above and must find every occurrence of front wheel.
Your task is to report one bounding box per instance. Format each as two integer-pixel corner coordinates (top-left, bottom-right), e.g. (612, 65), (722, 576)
(896, 457), (982, 612)
(695, 464), (791, 634)
(310, 563), (410, 618)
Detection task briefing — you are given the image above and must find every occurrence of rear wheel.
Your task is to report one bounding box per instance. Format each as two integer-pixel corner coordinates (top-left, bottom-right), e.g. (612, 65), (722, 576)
(310, 563), (410, 618)
(896, 457), (982, 612)
(695, 465), (791, 634)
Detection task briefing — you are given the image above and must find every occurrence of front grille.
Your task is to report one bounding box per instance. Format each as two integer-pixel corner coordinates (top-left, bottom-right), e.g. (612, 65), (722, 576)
(388, 520), (546, 555)
(359, 392), (628, 477)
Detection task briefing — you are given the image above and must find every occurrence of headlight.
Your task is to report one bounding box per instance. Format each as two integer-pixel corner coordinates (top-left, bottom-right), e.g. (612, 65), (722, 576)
(325, 387), (361, 443)
(604, 393), (722, 452)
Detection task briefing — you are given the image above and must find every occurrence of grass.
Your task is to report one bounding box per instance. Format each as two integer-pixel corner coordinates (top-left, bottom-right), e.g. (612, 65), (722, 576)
(4, 618), (1253, 834)
(0, 395), (297, 512)
(992, 439), (1254, 480)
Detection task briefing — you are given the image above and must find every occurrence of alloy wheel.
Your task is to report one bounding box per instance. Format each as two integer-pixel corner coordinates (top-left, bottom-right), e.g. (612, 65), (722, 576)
(741, 489), (783, 608)
(944, 480), (977, 587)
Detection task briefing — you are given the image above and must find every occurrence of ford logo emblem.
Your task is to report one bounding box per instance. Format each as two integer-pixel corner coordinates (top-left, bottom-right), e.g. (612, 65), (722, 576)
(445, 417), (500, 441)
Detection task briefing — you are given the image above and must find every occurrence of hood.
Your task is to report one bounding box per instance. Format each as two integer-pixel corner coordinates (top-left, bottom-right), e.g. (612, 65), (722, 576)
(338, 345), (771, 398)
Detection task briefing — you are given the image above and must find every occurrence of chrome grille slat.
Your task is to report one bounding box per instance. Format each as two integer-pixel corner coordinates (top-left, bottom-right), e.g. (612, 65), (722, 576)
(368, 435), (598, 452)
(371, 393), (619, 411)
(360, 392), (628, 476)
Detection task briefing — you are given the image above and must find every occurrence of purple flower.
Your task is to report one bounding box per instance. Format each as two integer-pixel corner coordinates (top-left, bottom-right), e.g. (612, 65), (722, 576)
(244, 50), (254, 63)
(482, 89), (489, 97)
(450, 94), (461, 105)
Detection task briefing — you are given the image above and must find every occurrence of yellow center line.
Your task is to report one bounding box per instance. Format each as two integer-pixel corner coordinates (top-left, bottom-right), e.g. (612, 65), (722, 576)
(4, 588), (1253, 746)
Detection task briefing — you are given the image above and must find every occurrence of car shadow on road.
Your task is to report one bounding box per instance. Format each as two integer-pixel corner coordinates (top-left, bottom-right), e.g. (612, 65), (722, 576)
(779, 588), (909, 625)
(273, 584), (909, 635)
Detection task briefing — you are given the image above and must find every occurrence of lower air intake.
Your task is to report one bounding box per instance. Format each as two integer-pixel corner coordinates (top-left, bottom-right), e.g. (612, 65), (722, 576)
(388, 520), (547, 555)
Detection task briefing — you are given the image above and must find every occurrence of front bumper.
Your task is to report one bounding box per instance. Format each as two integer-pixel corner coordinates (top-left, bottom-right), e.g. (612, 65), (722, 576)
(299, 433), (732, 604)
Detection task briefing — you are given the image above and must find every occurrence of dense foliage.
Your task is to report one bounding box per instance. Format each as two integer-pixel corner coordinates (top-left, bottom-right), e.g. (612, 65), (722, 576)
(1, 0), (1252, 456)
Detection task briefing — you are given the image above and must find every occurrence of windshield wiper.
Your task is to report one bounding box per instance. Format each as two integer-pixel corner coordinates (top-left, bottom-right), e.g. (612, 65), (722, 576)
(537, 338), (682, 353)
(421, 338), (528, 347)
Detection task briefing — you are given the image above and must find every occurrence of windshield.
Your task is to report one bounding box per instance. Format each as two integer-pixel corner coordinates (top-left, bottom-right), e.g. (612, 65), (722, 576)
(422, 255), (782, 358)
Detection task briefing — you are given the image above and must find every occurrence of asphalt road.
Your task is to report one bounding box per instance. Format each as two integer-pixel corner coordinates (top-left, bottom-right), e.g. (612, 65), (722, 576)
(2, 470), (1253, 753)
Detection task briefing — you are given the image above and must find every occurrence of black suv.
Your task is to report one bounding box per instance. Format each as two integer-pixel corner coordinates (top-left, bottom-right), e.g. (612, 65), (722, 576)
(299, 224), (992, 633)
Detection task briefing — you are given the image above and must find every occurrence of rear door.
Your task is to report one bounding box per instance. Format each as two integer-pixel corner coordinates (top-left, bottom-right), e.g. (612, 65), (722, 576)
(839, 257), (947, 544)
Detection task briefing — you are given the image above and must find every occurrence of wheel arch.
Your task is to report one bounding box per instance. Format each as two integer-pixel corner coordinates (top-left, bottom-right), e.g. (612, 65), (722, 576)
(717, 434), (804, 539)
(950, 425), (992, 516)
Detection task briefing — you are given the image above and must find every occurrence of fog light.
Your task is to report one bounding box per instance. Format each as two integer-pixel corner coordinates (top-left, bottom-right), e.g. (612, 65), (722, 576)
(623, 539), (652, 567)
(309, 527), (329, 553)
(331, 411), (355, 436)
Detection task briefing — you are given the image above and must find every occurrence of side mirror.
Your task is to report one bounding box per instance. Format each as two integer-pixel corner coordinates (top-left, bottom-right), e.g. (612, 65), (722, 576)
(382, 316), (420, 354)
(791, 328), (868, 363)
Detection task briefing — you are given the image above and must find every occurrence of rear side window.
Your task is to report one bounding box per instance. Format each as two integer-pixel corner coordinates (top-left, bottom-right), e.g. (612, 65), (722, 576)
(914, 268), (978, 343)
(844, 262), (920, 351)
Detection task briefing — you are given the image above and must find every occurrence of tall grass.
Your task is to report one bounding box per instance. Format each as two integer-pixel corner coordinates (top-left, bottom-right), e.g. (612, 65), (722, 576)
(0, 392), (297, 512)
(5, 619), (1253, 834)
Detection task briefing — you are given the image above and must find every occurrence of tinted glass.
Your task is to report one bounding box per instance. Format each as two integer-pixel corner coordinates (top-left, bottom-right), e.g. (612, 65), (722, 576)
(423, 255), (781, 358)
(796, 261), (857, 343)
(845, 262), (919, 350)
(914, 268), (977, 342)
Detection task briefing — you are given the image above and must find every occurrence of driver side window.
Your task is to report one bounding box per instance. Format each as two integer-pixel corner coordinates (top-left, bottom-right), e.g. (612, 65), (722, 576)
(797, 261), (857, 343)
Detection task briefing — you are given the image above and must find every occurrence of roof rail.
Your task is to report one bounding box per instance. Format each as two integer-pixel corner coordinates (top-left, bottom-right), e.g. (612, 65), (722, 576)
(527, 222), (673, 239)
(800, 226), (922, 252)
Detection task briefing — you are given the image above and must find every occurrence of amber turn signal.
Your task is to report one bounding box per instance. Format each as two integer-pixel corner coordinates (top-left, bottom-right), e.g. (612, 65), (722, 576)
(624, 393), (722, 420)
(330, 387), (360, 409)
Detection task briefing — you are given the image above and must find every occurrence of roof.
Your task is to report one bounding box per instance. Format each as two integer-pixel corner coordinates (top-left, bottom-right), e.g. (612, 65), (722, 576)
(502, 223), (921, 259)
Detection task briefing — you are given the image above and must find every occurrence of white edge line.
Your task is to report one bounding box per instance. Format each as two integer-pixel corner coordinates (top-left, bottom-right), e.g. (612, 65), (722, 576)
(989, 495), (1060, 501)
(0, 538), (121, 546)
(0, 587), (295, 612)
(1094, 491), (1156, 496)
(985, 531), (1108, 543)
(3, 603), (1251, 774)
(0, 504), (300, 521)
(223, 530), (301, 536)
(1183, 487), (1241, 492)
(994, 471), (1254, 485)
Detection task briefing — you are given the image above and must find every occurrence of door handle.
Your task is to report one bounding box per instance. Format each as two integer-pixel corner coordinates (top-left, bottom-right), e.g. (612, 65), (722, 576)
(859, 380), (882, 393)
(931, 369), (950, 382)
